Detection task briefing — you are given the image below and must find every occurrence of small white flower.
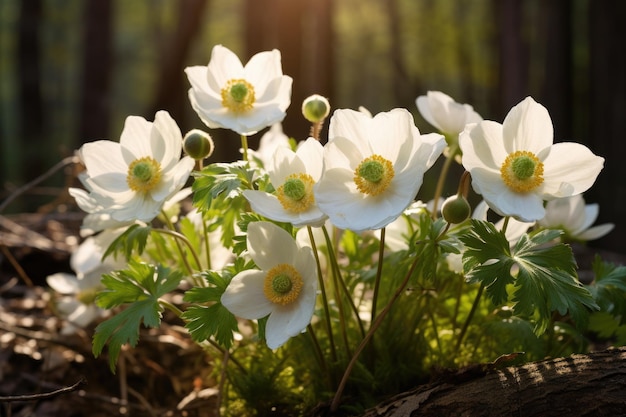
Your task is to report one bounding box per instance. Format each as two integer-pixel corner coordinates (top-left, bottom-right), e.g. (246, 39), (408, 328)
(248, 123), (292, 169)
(416, 91), (482, 138)
(70, 111), (194, 224)
(459, 96), (605, 222)
(47, 231), (126, 334)
(185, 45), (293, 136)
(314, 108), (446, 232)
(221, 222), (318, 349)
(243, 138), (327, 227)
(538, 194), (614, 241)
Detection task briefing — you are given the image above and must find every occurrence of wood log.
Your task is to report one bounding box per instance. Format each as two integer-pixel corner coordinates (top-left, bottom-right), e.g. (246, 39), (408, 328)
(362, 347), (626, 417)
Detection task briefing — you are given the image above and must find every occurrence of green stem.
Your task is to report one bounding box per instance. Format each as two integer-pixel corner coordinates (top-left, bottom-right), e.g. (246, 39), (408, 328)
(159, 299), (183, 316)
(202, 214), (212, 270)
(322, 226), (366, 339)
(308, 226), (337, 362)
(454, 283), (485, 354)
(307, 323), (332, 389)
(330, 249), (422, 412)
(431, 143), (459, 217)
(155, 222), (204, 287)
(322, 226), (352, 358)
(370, 227), (386, 323)
(240, 134), (249, 162)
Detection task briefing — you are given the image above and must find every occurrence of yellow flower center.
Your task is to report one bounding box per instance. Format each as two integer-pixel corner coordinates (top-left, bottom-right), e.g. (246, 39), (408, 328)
(500, 150), (544, 193)
(126, 156), (162, 193)
(263, 264), (304, 306)
(276, 173), (316, 213)
(221, 78), (256, 113)
(354, 154), (395, 196)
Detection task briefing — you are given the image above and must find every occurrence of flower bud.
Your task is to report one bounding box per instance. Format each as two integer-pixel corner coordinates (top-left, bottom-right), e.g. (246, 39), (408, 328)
(183, 129), (214, 160)
(441, 194), (471, 224)
(302, 94), (330, 123)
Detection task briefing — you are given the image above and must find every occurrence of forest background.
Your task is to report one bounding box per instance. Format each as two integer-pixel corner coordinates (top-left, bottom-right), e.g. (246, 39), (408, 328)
(1, 0), (625, 254)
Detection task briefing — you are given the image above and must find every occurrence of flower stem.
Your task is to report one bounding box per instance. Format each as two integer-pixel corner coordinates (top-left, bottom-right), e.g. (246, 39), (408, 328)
(308, 226), (337, 362)
(240, 134), (249, 162)
(202, 214), (212, 270)
(431, 143), (458, 217)
(155, 225), (205, 287)
(330, 249), (422, 412)
(370, 227), (386, 323)
(454, 282), (485, 355)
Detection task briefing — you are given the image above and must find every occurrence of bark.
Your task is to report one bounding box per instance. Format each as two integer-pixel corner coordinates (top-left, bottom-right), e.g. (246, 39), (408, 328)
(360, 347), (626, 417)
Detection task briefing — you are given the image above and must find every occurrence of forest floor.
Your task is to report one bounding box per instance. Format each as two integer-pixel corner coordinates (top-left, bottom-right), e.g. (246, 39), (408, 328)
(1, 210), (625, 417)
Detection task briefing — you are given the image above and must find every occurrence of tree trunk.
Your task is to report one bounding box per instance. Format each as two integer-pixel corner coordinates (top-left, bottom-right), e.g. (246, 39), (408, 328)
(360, 347), (626, 417)
(79, 0), (113, 141)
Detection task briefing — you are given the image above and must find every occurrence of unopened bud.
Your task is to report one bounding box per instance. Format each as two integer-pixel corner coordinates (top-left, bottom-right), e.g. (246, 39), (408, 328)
(183, 129), (214, 160)
(441, 194), (471, 224)
(302, 94), (330, 123)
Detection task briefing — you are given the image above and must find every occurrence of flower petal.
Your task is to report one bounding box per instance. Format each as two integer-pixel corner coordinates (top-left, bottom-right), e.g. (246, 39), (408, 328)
(460, 120), (507, 171)
(540, 142), (604, 198)
(502, 97), (553, 154)
(221, 270), (273, 319)
(119, 115), (154, 164)
(247, 221), (298, 270)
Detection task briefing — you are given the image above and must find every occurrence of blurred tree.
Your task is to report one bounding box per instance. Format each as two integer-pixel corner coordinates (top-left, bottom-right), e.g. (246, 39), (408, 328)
(244, 0), (334, 141)
(79, 0), (112, 141)
(18, 0), (43, 179)
(587, 0), (626, 252)
(149, 0), (210, 125)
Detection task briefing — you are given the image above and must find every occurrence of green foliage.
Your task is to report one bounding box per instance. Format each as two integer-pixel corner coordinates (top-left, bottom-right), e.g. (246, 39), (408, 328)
(93, 261), (183, 372)
(181, 269), (239, 348)
(192, 161), (255, 212)
(461, 220), (598, 334)
(103, 224), (152, 260)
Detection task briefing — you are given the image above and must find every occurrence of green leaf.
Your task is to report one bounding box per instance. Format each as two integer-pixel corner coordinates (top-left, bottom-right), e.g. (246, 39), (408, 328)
(92, 261), (182, 372)
(461, 220), (597, 334)
(192, 161), (255, 212)
(512, 231), (597, 333)
(587, 256), (626, 317)
(182, 304), (238, 348)
(460, 220), (515, 305)
(103, 224), (152, 260)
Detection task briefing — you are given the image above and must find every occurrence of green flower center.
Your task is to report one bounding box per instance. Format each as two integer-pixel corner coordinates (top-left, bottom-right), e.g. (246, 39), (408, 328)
(263, 264), (304, 305)
(354, 154), (395, 196)
(276, 173), (316, 213)
(126, 156), (162, 193)
(500, 150), (544, 193)
(283, 178), (307, 201)
(221, 78), (256, 113)
(271, 274), (293, 294)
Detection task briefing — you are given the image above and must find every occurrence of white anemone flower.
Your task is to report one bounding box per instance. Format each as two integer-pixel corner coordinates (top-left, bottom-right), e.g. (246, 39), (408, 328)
(416, 91), (483, 139)
(243, 138), (327, 227)
(47, 230), (126, 334)
(221, 222), (318, 349)
(70, 111), (194, 224)
(248, 123), (292, 170)
(314, 108), (446, 232)
(459, 96), (605, 222)
(538, 194), (614, 241)
(185, 45), (293, 136)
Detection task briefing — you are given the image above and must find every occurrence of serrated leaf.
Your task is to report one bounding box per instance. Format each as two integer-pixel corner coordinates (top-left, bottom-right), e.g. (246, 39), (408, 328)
(181, 303), (238, 348)
(511, 232), (598, 334)
(191, 162), (255, 212)
(93, 299), (161, 372)
(460, 220), (515, 304)
(588, 256), (626, 316)
(92, 261), (182, 372)
(103, 224), (152, 260)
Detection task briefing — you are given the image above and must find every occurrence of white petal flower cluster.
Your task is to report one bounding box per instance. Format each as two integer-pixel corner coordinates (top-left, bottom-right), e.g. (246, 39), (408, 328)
(538, 194), (614, 241)
(416, 91), (483, 139)
(47, 230), (126, 334)
(186, 45), (293, 136)
(70, 111), (194, 225)
(221, 222), (318, 349)
(459, 96), (605, 222)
